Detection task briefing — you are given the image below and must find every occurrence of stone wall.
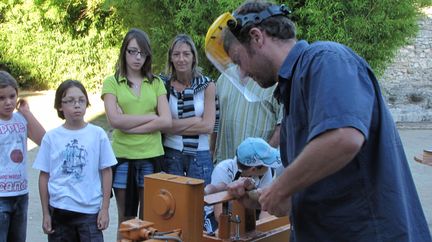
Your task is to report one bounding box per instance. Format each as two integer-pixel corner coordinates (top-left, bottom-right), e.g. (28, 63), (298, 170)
(381, 7), (432, 122)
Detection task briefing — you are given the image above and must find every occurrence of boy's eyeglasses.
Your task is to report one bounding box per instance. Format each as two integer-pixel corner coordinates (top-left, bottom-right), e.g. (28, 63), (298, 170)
(127, 49), (146, 58)
(61, 99), (87, 106)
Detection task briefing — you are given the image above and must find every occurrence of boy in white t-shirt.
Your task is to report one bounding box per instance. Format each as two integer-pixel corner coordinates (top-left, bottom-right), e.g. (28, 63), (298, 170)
(33, 80), (117, 242)
(204, 137), (281, 235)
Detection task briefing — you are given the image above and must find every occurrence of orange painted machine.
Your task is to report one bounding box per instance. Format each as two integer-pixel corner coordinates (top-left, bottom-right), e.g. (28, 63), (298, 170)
(119, 173), (291, 242)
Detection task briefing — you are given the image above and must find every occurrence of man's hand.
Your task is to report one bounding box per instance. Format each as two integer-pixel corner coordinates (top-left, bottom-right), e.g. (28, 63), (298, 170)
(258, 183), (292, 217)
(227, 177), (260, 209)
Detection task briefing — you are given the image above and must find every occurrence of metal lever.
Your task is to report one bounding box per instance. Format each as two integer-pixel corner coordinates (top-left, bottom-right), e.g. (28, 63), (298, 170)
(230, 214), (241, 240)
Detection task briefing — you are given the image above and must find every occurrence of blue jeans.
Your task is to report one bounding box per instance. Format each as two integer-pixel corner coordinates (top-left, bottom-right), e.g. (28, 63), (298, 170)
(48, 207), (103, 242)
(164, 147), (213, 185)
(0, 194), (28, 242)
(113, 158), (155, 188)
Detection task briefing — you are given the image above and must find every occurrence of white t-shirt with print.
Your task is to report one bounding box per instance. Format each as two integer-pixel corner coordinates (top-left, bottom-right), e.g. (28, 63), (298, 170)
(33, 123), (117, 214)
(0, 112), (28, 197)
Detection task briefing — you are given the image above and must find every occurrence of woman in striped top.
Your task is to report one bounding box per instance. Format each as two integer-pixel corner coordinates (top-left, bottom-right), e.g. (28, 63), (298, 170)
(161, 34), (217, 185)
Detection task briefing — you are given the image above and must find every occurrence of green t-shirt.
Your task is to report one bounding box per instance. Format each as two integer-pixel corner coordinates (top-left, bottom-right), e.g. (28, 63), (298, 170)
(101, 75), (167, 159)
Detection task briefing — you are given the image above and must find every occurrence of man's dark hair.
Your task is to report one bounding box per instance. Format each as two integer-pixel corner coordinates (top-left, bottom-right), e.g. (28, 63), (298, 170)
(229, 0), (296, 45)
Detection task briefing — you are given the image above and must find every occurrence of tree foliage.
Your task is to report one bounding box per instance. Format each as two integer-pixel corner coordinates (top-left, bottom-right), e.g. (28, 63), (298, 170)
(0, 0), (427, 91)
(0, 0), (123, 90)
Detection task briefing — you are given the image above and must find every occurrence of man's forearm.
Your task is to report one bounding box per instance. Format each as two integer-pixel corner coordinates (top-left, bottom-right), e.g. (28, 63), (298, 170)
(273, 128), (364, 199)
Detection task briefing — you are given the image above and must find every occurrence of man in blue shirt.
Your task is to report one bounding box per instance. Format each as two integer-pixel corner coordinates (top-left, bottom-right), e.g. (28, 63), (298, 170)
(205, 1), (432, 241)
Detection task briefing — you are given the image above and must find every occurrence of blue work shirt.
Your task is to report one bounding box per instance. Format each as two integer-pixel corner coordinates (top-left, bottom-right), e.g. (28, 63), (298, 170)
(276, 40), (432, 242)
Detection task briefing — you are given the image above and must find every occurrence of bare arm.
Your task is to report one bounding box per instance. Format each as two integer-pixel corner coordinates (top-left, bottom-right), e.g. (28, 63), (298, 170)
(271, 128), (363, 195)
(210, 132), (218, 159)
(267, 125), (280, 148)
(103, 93), (158, 130)
(39, 171), (54, 234)
(164, 83), (216, 136)
(261, 128), (364, 216)
(97, 167), (112, 230)
(183, 82), (216, 135)
(120, 95), (172, 134)
(229, 128), (364, 217)
(17, 99), (45, 145)
(162, 116), (201, 134)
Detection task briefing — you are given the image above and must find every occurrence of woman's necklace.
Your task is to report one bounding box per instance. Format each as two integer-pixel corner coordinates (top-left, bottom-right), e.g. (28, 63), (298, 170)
(131, 82), (140, 89)
(173, 79), (190, 92)
(129, 79), (142, 96)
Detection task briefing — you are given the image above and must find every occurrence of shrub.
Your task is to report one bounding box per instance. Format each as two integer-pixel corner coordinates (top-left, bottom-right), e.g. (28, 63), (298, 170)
(0, 0), (123, 91)
(0, 0), (427, 91)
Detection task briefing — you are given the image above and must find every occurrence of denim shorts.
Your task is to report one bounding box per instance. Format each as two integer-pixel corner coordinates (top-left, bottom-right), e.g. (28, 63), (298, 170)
(0, 194), (28, 242)
(48, 207), (102, 242)
(163, 147), (213, 185)
(112, 158), (155, 189)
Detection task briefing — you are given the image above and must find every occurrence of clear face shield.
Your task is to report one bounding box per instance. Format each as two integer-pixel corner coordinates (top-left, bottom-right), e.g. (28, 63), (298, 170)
(205, 13), (264, 102)
(205, 5), (291, 102)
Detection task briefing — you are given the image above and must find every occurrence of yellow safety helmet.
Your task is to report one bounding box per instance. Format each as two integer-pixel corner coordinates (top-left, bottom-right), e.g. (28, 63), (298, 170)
(205, 12), (235, 72)
(205, 4), (291, 102)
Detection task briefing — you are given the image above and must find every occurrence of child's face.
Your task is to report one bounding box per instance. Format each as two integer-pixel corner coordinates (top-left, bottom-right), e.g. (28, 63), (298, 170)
(60, 86), (87, 122)
(0, 86), (18, 120)
(125, 38), (146, 72)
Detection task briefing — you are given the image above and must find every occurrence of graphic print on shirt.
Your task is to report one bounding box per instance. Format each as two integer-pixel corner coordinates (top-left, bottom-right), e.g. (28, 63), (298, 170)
(0, 121), (27, 193)
(61, 139), (87, 182)
(0, 145), (24, 167)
